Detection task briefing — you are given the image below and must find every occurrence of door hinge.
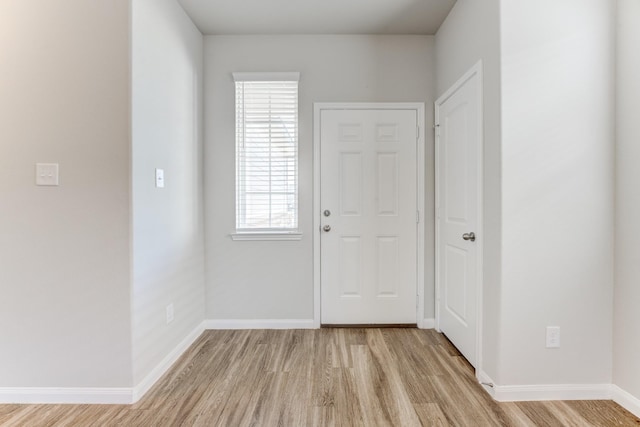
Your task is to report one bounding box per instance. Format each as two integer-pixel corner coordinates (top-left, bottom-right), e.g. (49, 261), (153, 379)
(416, 210), (420, 224)
(416, 126), (420, 140)
(434, 123), (440, 136)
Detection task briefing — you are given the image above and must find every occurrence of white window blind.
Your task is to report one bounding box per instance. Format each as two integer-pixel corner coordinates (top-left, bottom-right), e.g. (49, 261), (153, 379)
(234, 73), (299, 232)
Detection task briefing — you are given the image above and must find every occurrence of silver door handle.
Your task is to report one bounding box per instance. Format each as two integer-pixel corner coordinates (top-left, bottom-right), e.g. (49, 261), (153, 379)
(462, 232), (475, 242)
(323, 225), (331, 232)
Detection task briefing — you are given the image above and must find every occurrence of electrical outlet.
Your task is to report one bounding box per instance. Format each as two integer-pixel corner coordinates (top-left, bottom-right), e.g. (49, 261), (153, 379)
(166, 303), (174, 324)
(546, 326), (560, 348)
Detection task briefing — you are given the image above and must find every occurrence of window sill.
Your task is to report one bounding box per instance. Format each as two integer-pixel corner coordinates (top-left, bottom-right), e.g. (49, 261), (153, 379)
(230, 231), (303, 241)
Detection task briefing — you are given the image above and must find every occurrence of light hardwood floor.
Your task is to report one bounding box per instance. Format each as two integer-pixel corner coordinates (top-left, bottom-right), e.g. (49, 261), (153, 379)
(1, 329), (638, 426)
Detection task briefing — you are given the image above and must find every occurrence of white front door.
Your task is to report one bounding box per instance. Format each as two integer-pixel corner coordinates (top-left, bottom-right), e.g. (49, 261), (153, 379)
(435, 65), (482, 367)
(320, 108), (418, 325)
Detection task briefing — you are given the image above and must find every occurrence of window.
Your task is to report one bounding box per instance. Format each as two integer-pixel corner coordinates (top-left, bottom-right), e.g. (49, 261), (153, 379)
(233, 72), (300, 240)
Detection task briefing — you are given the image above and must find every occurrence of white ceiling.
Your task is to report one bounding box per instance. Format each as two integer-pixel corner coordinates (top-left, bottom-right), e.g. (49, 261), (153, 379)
(178, 0), (457, 35)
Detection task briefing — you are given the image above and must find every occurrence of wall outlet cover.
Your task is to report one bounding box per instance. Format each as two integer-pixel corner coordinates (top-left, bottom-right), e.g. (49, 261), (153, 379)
(546, 326), (560, 348)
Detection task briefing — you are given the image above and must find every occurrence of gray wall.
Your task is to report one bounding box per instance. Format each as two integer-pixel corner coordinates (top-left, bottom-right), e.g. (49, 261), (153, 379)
(204, 35), (436, 321)
(0, 0), (132, 387)
(499, 0), (615, 386)
(614, 0), (640, 403)
(131, 0), (205, 384)
(436, 0), (616, 388)
(435, 0), (503, 382)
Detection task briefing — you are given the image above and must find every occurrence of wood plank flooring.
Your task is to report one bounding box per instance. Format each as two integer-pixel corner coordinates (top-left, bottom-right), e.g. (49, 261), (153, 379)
(1, 329), (638, 426)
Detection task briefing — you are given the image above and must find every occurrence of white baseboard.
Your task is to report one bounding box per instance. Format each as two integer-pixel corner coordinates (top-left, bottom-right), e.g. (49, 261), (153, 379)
(0, 321), (205, 405)
(612, 385), (640, 418)
(207, 318), (432, 330)
(0, 387), (133, 405)
(475, 371), (613, 402)
(205, 318), (316, 329)
(492, 383), (611, 402)
(458, 371), (640, 419)
(420, 318), (436, 329)
(132, 320), (205, 403)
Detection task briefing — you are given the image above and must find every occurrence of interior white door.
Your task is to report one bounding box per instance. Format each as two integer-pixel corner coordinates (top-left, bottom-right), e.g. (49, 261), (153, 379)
(436, 67), (481, 367)
(320, 109), (417, 324)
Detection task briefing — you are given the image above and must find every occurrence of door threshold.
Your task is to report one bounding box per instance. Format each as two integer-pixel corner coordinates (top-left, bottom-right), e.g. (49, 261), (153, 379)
(321, 323), (417, 329)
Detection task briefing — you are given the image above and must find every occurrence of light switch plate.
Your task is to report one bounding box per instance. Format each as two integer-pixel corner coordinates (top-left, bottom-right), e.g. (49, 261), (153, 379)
(155, 168), (165, 188)
(36, 163), (59, 186)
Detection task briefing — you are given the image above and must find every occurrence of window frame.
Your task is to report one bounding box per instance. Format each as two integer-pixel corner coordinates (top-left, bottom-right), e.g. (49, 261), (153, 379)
(231, 72), (302, 241)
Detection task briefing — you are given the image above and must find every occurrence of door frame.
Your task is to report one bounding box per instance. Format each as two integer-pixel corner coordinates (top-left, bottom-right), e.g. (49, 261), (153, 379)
(434, 61), (484, 373)
(313, 102), (426, 328)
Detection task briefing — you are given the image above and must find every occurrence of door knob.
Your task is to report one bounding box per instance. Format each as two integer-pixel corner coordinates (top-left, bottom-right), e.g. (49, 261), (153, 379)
(323, 225), (331, 232)
(462, 232), (476, 242)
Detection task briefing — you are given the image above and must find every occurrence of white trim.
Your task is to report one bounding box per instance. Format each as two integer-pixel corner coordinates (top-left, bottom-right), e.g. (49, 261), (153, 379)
(416, 106), (426, 329)
(205, 319), (316, 330)
(475, 61), (485, 377)
(612, 385), (640, 418)
(434, 61), (484, 372)
(421, 318), (436, 329)
(0, 387), (133, 405)
(230, 232), (303, 241)
(0, 321), (206, 404)
(132, 321), (205, 403)
(232, 72), (300, 82)
(477, 372), (614, 403)
(492, 383), (612, 402)
(313, 105), (322, 328)
(313, 102), (426, 328)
